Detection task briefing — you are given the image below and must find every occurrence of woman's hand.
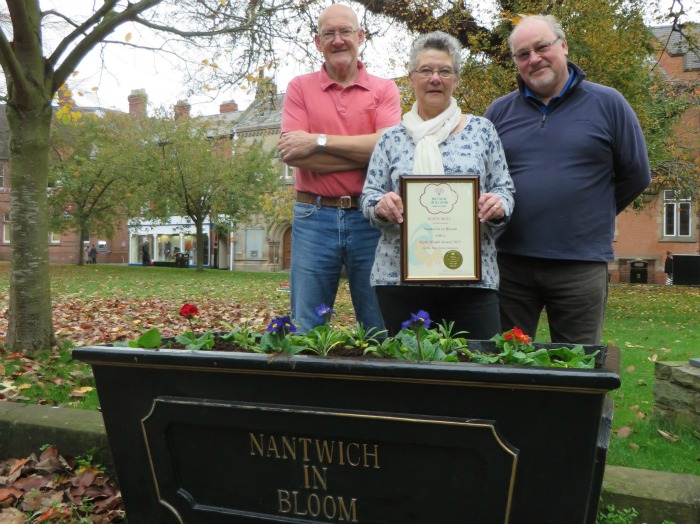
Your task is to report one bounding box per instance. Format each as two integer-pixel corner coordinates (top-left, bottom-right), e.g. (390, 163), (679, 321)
(478, 193), (505, 223)
(375, 192), (404, 223)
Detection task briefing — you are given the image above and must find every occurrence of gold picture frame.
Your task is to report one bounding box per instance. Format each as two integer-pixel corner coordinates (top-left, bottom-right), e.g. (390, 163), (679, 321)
(400, 175), (481, 283)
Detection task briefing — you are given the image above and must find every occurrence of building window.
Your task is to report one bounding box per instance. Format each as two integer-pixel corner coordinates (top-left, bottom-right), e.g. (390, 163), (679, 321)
(0, 165), (4, 188)
(283, 163), (294, 181)
(663, 190), (691, 238)
(49, 231), (61, 244)
(246, 228), (264, 259)
(2, 213), (9, 244)
(156, 234), (179, 262)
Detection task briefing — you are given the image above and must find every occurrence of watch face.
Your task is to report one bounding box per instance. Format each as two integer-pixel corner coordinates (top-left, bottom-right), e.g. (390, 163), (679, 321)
(317, 134), (327, 148)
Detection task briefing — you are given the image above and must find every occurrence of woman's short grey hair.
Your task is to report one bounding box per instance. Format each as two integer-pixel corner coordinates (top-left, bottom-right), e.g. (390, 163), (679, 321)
(508, 14), (566, 53)
(408, 31), (462, 76)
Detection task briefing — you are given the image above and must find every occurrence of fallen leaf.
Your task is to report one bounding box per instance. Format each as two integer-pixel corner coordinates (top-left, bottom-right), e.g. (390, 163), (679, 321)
(616, 426), (631, 438)
(0, 487), (23, 505)
(657, 429), (680, 442)
(0, 507), (25, 523)
(8, 459), (28, 476)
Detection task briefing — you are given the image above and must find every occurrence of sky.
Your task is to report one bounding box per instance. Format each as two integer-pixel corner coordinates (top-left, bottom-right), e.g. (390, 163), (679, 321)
(58, 3), (408, 118)
(42, 0), (700, 118)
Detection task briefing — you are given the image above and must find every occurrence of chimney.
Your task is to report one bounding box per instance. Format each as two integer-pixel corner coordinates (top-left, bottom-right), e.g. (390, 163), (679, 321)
(174, 100), (191, 120)
(128, 89), (147, 116)
(219, 100), (239, 114)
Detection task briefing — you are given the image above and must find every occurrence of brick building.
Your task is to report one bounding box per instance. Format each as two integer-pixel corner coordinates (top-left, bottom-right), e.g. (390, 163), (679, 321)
(609, 25), (699, 284)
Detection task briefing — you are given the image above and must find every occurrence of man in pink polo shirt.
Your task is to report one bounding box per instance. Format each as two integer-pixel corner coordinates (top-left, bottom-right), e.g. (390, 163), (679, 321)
(278, 4), (401, 333)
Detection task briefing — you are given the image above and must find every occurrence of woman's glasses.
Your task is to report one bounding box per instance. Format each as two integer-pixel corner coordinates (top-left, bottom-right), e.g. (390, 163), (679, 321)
(414, 68), (455, 79)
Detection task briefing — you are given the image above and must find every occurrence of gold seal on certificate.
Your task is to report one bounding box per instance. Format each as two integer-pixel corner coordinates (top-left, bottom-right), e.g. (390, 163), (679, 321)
(443, 250), (463, 270)
(400, 175), (481, 282)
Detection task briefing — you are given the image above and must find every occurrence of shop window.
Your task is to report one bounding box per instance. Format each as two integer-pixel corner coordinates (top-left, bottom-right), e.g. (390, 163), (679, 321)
(131, 235), (152, 264)
(246, 229), (264, 259)
(663, 190), (692, 238)
(156, 234), (180, 262)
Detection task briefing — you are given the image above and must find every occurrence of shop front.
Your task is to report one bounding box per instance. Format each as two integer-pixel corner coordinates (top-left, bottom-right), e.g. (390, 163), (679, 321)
(128, 218), (211, 267)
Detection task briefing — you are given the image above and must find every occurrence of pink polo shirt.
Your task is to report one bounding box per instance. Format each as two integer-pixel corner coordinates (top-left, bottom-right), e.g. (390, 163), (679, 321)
(281, 61), (401, 197)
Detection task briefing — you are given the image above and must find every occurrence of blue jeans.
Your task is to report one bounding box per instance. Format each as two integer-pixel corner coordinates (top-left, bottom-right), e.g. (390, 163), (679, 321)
(291, 202), (384, 333)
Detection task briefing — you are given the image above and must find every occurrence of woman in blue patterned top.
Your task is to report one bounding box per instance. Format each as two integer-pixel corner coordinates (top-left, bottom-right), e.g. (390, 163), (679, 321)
(360, 31), (515, 338)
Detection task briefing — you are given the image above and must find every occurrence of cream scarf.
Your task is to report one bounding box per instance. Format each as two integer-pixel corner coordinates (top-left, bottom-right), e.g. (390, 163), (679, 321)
(402, 97), (462, 175)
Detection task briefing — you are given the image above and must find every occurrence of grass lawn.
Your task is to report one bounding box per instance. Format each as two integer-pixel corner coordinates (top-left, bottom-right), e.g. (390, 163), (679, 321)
(0, 262), (699, 476)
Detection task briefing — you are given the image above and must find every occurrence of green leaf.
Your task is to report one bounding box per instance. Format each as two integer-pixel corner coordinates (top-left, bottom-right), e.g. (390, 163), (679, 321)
(129, 328), (162, 348)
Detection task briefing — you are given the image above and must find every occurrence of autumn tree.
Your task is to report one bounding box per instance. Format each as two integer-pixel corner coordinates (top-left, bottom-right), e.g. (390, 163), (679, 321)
(0, 0), (308, 353)
(48, 106), (143, 265)
(353, 0), (698, 198)
(258, 183), (295, 234)
(135, 110), (279, 272)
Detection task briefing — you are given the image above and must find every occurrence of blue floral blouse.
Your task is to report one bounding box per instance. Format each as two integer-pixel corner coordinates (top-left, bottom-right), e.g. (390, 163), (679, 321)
(360, 115), (514, 289)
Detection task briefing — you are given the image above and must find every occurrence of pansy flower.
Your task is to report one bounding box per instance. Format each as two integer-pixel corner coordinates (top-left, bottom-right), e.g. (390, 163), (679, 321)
(401, 310), (432, 331)
(315, 303), (336, 318)
(266, 316), (297, 334)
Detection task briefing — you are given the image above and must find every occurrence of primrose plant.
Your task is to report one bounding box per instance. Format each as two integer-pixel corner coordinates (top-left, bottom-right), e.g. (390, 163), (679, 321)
(258, 315), (306, 356)
(368, 310), (466, 362)
(464, 326), (598, 369)
(174, 303), (215, 350)
(301, 304), (349, 356)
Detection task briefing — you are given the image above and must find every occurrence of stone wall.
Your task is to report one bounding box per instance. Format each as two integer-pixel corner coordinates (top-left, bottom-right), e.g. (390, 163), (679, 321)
(653, 360), (700, 430)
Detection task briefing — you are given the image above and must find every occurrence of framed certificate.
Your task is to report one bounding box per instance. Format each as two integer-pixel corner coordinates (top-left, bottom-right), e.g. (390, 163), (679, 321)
(400, 175), (481, 283)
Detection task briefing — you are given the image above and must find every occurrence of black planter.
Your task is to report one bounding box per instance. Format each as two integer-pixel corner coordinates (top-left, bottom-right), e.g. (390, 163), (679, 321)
(73, 343), (620, 524)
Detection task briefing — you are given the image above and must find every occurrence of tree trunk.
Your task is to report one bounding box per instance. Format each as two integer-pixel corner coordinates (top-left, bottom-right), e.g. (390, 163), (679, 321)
(195, 219), (205, 272)
(6, 104), (56, 353)
(78, 222), (90, 265)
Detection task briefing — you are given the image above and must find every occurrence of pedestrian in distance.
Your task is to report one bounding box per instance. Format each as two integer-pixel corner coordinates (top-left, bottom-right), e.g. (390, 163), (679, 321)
(141, 242), (151, 266)
(664, 251), (673, 285)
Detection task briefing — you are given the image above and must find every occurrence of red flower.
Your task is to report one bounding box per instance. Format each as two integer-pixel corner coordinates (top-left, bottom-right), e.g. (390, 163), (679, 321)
(179, 303), (199, 319)
(503, 327), (531, 344)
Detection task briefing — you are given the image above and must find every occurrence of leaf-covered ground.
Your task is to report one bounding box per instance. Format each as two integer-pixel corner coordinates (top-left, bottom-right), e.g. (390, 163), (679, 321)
(0, 263), (357, 349)
(0, 445), (123, 523)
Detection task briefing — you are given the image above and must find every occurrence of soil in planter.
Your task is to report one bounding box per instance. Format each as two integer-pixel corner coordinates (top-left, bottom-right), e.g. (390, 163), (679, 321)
(160, 336), (605, 367)
(163, 338), (368, 358)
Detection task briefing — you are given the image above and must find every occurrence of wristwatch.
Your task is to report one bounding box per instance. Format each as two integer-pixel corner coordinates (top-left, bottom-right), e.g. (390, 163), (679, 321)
(369, 199), (387, 222)
(316, 134), (327, 150)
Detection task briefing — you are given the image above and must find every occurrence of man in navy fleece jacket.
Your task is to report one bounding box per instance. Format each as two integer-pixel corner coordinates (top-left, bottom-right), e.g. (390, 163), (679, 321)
(484, 14), (651, 345)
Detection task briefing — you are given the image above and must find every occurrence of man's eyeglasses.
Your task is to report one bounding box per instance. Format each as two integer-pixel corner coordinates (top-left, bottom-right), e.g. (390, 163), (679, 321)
(414, 67), (456, 79)
(319, 28), (359, 41)
(512, 36), (562, 63)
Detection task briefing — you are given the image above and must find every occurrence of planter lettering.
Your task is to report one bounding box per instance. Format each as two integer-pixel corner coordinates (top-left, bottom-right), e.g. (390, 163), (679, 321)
(73, 342), (620, 524)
